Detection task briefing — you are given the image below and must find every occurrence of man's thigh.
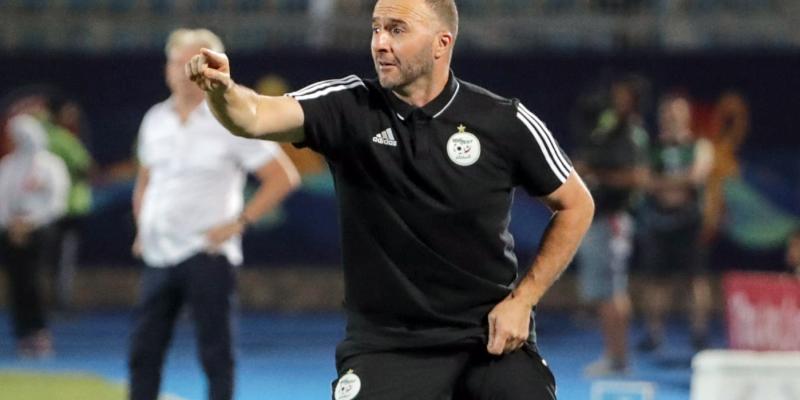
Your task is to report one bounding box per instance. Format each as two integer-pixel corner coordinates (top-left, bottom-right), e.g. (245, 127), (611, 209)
(332, 347), (470, 400)
(457, 344), (557, 400)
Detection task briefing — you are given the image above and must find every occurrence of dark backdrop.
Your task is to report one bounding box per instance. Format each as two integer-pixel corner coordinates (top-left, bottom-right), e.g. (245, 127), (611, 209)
(1, 49), (797, 269)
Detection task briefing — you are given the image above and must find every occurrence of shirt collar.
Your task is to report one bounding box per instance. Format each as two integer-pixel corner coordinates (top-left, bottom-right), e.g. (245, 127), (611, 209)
(385, 71), (460, 121)
(166, 96), (210, 118)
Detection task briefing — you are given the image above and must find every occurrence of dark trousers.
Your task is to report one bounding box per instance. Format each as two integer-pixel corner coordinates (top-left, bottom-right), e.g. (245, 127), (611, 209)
(50, 216), (84, 310)
(333, 343), (557, 400)
(1, 226), (58, 339)
(128, 253), (236, 400)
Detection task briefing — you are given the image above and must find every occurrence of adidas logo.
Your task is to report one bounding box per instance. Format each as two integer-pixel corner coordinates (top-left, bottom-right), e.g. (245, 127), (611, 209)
(372, 128), (397, 147)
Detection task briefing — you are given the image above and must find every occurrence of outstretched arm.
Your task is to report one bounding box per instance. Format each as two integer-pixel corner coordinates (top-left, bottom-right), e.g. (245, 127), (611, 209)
(186, 48), (305, 142)
(486, 171), (594, 355)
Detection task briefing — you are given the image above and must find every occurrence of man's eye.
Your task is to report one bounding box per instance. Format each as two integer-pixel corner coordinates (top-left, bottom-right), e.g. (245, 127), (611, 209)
(372, 27), (380, 34)
(392, 27), (403, 34)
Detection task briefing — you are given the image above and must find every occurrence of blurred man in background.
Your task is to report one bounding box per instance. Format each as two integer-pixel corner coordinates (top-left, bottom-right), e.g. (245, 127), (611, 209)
(43, 94), (94, 311)
(0, 114), (69, 357)
(0, 89), (93, 311)
(637, 94), (714, 352)
(785, 229), (800, 277)
(573, 75), (650, 376)
(187, 0), (594, 398)
(128, 28), (299, 400)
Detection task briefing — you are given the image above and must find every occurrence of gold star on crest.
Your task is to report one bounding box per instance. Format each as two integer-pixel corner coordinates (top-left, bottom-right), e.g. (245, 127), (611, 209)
(457, 124), (466, 133)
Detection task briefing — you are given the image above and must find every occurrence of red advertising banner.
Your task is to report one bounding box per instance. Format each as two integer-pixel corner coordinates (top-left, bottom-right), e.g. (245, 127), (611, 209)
(723, 272), (800, 351)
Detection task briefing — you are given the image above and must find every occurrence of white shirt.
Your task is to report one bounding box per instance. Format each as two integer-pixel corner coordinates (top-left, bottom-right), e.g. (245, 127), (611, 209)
(137, 98), (279, 267)
(0, 115), (69, 229)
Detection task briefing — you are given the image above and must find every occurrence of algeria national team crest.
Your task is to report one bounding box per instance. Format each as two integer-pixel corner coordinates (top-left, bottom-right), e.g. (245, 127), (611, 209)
(447, 124), (481, 166)
(334, 369), (361, 400)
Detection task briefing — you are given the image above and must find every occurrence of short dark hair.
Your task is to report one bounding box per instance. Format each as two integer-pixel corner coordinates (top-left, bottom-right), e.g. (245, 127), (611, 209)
(425, 0), (459, 38)
(611, 73), (651, 112)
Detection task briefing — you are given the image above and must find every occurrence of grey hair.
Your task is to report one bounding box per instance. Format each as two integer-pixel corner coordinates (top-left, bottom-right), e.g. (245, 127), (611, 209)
(165, 28), (225, 55)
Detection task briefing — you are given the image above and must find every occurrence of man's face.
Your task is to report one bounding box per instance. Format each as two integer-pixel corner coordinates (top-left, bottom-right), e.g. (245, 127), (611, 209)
(611, 83), (635, 117)
(371, 0), (438, 90)
(787, 236), (800, 268)
(166, 45), (203, 97)
(659, 98), (691, 141)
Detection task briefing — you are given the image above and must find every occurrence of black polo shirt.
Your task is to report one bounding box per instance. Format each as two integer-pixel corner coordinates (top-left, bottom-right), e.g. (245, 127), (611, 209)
(289, 72), (572, 358)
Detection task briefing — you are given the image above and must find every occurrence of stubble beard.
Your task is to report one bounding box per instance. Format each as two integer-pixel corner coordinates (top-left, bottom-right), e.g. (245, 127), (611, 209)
(375, 48), (434, 91)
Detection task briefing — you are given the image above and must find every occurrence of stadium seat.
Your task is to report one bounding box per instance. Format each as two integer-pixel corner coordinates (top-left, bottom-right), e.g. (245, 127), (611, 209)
(18, 0), (48, 11)
(148, 0), (174, 13)
(65, 0), (92, 11)
(275, 0), (307, 13)
(108, 0), (138, 13)
(236, 0), (264, 12)
(193, 0), (219, 13)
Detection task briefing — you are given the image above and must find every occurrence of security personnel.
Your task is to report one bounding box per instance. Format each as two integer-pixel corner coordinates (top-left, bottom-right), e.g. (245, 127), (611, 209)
(187, 0), (594, 398)
(638, 94), (714, 352)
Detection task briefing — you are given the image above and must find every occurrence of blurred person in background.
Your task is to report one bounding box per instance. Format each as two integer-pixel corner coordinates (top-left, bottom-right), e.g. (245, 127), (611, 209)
(49, 95), (87, 138)
(637, 94), (714, 352)
(128, 28), (299, 400)
(187, 0), (595, 398)
(573, 74), (650, 376)
(785, 229), (800, 277)
(0, 114), (69, 357)
(43, 93), (94, 312)
(1, 88), (94, 311)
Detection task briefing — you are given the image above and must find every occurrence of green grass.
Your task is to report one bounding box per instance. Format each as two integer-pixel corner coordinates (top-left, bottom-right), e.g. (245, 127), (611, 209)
(0, 371), (126, 400)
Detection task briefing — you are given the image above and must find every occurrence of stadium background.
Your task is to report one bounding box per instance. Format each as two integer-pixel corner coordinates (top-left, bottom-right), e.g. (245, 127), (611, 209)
(0, 0), (799, 399)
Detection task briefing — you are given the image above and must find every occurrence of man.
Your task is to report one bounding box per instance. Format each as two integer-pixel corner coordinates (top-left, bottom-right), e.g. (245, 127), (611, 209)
(1, 90), (93, 311)
(573, 75), (650, 376)
(0, 114), (69, 357)
(787, 229), (800, 278)
(637, 94), (714, 352)
(188, 1), (594, 398)
(128, 29), (299, 400)
(42, 94), (94, 311)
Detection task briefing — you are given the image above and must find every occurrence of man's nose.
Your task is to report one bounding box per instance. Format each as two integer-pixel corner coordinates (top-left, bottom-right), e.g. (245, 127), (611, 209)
(372, 31), (390, 52)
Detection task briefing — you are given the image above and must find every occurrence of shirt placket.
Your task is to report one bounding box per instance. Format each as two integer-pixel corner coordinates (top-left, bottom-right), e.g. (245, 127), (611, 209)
(409, 110), (431, 160)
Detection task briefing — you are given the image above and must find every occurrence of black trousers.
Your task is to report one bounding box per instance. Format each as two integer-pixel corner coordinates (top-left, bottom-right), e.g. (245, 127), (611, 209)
(1, 226), (58, 339)
(50, 216), (84, 310)
(128, 253), (236, 400)
(332, 343), (557, 400)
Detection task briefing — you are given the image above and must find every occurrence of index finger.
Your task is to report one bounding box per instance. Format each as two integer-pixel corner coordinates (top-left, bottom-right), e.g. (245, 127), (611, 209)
(486, 316), (506, 355)
(201, 48), (226, 67)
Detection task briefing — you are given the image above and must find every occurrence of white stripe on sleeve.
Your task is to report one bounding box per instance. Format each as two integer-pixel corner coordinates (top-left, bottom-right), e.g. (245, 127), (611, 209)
(516, 112), (568, 183)
(517, 105), (571, 178)
(292, 81), (366, 101)
(288, 75), (362, 97)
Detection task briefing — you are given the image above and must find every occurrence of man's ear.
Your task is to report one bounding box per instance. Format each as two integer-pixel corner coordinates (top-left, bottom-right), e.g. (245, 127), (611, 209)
(433, 31), (454, 59)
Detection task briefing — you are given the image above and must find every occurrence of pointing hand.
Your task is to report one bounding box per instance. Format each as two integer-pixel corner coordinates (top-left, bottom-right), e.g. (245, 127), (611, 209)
(186, 48), (233, 94)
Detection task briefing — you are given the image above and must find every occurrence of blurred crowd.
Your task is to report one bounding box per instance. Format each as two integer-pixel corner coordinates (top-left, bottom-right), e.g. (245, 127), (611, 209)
(567, 74), (798, 376)
(2, 0), (797, 53)
(2, 0), (786, 14)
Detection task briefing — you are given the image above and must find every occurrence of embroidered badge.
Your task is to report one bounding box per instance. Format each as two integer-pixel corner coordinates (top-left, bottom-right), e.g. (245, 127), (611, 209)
(446, 124), (481, 166)
(333, 369), (362, 400)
